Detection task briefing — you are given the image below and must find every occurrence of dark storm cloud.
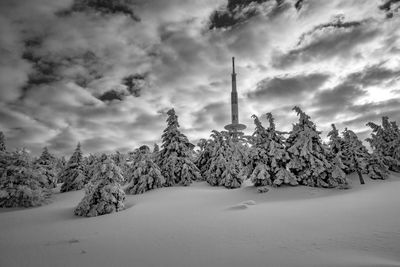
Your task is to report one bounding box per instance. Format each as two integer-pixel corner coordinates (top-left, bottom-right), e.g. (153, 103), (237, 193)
(345, 63), (400, 87)
(314, 83), (365, 107)
(248, 73), (329, 100)
(47, 127), (79, 156)
(294, 0), (304, 11)
(208, 0), (290, 29)
(1, 0), (399, 156)
(379, 0), (400, 18)
(192, 101), (231, 130)
(57, 0), (140, 21)
(311, 82), (366, 119)
(122, 74), (148, 97)
(339, 98), (400, 139)
(296, 16), (363, 47)
(98, 89), (126, 102)
(274, 18), (379, 68)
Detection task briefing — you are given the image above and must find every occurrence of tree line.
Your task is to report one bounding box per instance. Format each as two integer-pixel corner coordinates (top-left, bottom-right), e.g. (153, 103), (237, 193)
(0, 106), (399, 217)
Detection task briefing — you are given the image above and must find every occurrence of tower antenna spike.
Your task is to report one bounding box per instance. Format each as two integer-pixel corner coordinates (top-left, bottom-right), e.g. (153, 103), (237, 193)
(224, 56), (246, 140)
(232, 57), (235, 74)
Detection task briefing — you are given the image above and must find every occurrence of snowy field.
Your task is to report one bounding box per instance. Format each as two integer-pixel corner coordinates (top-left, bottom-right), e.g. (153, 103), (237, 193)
(1, 174), (400, 267)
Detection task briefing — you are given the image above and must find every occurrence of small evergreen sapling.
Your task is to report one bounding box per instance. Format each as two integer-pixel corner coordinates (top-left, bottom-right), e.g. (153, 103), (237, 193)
(60, 143), (88, 192)
(125, 145), (165, 194)
(0, 150), (51, 207)
(74, 155), (125, 217)
(157, 108), (201, 186)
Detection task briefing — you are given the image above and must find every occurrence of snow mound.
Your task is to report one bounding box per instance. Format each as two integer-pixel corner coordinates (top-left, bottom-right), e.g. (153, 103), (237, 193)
(229, 200), (256, 210)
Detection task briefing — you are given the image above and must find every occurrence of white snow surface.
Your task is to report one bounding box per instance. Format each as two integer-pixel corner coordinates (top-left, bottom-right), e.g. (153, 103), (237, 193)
(1, 174), (400, 267)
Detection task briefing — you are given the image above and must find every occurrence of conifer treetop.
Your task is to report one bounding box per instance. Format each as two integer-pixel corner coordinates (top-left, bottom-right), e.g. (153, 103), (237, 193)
(166, 108), (180, 129)
(93, 154), (124, 184)
(266, 112), (275, 131)
(292, 106), (316, 130)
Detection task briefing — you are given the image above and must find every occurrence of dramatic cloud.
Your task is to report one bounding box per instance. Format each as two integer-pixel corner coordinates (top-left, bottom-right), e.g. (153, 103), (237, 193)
(248, 73), (329, 100)
(0, 0), (399, 156)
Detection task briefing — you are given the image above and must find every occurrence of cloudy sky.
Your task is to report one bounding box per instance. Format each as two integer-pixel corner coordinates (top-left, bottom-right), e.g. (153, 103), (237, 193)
(0, 0), (399, 156)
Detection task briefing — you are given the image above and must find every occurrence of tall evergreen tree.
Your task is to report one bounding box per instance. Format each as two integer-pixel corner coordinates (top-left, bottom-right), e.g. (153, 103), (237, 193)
(60, 143), (88, 192)
(0, 150), (51, 207)
(157, 108), (201, 186)
(366, 116), (400, 172)
(35, 147), (58, 188)
(74, 155), (125, 217)
(286, 107), (347, 188)
(125, 145), (165, 194)
(250, 113), (297, 187)
(341, 128), (370, 184)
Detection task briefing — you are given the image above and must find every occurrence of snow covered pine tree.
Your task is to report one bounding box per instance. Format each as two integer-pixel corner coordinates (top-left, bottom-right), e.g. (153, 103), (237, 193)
(74, 155), (125, 217)
(125, 145), (165, 194)
(34, 147), (58, 188)
(367, 116), (400, 172)
(367, 151), (389, 180)
(0, 149), (51, 207)
(60, 143), (88, 192)
(195, 138), (215, 178)
(250, 113), (297, 187)
(286, 107), (347, 188)
(205, 130), (245, 189)
(341, 128), (370, 184)
(157, 108), (201, 186)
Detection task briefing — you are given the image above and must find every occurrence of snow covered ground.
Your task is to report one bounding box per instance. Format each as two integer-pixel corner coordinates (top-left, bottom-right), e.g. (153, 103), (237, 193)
(1, 174), (400, 267)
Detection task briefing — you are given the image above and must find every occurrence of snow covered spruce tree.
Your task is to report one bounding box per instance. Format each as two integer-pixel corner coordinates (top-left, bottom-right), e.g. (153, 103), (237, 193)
(152, 143), (160, 161)
(205, 130), (245, 189)
(125, 145), (165, 194)
(157, 108), (201, 186)
(111, 151), (129, 180)
(0, 149), (51, 207)
(74, 155), (125, 217)
(366, 116), (400, 172)
(250, 113), (297, 187)
(0, 131), (9, 176)
(60, 143), (88, 192)
(55, 156), (66, 181)
(341, 128), (369, 184)
(34, 147), (58, 188)
(327, 124), (344, 155)
(367, 151), (389, 180)
(195, 138), (215, 177)
(286, 107), (347, 188)
(84, 153), (99, 180)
